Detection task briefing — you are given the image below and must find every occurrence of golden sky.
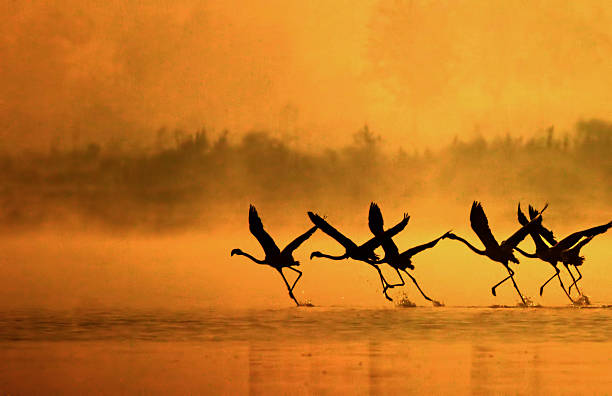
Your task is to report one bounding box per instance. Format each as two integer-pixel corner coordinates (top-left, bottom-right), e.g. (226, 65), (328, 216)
(2, 0), (612, 149)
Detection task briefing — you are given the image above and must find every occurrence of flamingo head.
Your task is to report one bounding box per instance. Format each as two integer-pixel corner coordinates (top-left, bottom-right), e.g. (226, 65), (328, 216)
(310, 251), (322, 260)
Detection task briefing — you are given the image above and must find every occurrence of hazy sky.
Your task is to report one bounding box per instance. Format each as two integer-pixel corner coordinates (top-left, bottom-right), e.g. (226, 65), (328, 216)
(2, 0), (612, 150)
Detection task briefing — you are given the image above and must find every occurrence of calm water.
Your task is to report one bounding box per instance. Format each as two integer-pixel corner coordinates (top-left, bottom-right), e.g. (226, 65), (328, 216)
(1, 306), (612, 394)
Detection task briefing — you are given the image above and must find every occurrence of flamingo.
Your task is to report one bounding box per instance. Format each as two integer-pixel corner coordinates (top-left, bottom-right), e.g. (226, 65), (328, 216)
(514, 204), (574, 302)
(368, 202), (449, 304)
(230, 205), (317, 306)
(446, 201), (547, 305)
(515, 204), (612, 298)
(308, 209), (409, 301)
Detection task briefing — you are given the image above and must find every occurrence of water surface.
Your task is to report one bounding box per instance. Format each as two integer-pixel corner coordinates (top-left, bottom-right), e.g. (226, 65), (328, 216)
(1, 306), (612, 394)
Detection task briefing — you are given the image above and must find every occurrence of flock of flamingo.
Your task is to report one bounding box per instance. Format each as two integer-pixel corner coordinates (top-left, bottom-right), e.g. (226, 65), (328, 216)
(231, 202), (612, 306)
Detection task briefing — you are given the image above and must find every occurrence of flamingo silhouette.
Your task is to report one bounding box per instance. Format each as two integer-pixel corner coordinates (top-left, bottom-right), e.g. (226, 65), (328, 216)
(231, 205), (317, 306)
(515, 204), (612, 298)
(513, 204), (575, 302)
(308, 209), (410, 301)
(446, 201), (547, 305)
(368, 202), (449, 304)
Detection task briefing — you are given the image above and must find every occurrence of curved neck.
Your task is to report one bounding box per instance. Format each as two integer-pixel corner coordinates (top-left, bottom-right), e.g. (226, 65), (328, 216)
(314, 252), (348, 260)
(529, 231), (549, 252)
(514, 246), (537, 259)
(452, 235), (486, 255)
(234, 251), (266, 264)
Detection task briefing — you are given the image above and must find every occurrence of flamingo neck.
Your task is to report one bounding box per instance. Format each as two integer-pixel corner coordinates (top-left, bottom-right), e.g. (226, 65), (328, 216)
(314, 252), (348, 260)
(234, 251), (266, 264)
(452, 235), (487, 255)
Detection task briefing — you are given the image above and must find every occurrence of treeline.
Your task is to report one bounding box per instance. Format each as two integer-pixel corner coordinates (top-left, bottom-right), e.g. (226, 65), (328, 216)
(0, 119), (611, 231)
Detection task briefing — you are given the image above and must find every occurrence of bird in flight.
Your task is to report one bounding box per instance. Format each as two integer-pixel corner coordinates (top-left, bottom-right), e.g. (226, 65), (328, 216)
(231, 205), (317, 306)
(515, 204), (612, 300)
(308, 208), (409, 301)
(367, 202), (449, 304)
(446, 201), (547, 306)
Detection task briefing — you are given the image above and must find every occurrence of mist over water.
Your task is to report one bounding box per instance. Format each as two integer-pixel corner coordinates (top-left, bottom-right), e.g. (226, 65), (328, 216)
(3, 2), (612, 393)
(1, 120), (611, 232)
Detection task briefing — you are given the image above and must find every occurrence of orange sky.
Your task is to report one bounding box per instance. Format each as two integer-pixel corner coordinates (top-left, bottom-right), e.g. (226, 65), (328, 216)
(2, 0), (612, 150)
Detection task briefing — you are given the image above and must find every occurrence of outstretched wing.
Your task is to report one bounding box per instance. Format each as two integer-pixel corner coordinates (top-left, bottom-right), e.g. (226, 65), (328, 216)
(249, 205), (280, 256)
(528, 204), (557, 245)
(307, 212), (357, 250)
(517, 203), (529, 226)
(554, 220), (612, 251)
(362, 213), (409, 251)
(470, 201), (499, 249)
(503, 204), (548, 248)
(282, 225), (318, 255)
(565, 235), (594, 254)
(368, 202), (385, 235)
(368, 202), (399, 258)
(397, 232), (447, 259)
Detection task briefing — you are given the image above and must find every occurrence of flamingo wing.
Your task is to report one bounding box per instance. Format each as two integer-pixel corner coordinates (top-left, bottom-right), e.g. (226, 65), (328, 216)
(368, 202), (385, 234)
(282, 225), (318, 255)
(528, 204), (557, 245)
(469, 201), (499, 250)
(503, 204), (547, 249)
(554, 221), (612, 251)
(249, 205), (280, 256)
(565, 235), (594, 254)
(307, 212), (358, 250)
(398, 233), (446, 259)
(517, 203), (529, 226)
(362, 213), (409, 252)
(368, 203), (400, 258)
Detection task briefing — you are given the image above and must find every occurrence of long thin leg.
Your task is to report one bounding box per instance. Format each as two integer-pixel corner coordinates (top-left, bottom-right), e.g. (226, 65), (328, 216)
(508, 273), (526, 306)
(386, 268), (406, 288)
(286, 266), (303, 293)
(382, 268), (407, 297)
(539, 267), (560, 296)
(491, 267), (526, 305)
(369, 264), (389, 289)
(491, 267), (514, 296)
(278, 269), (300, 306)
(563, 264), (580, 296)
(401, 269), (433, 302)
(370, 264), (393, 301)
(568, 266), (583, 295)
(556, 271), (575, 303)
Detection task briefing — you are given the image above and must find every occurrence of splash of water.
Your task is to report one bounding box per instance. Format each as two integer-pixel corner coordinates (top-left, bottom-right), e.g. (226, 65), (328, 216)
(298, 299), (315, 307)
(573, 294), (591, 306)
(396, 293), (416, 308)
(516, 296), (540, 308)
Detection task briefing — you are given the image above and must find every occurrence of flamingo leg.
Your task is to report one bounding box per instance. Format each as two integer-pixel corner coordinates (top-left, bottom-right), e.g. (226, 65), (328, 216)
(386, 268), (406, 288)
(568, 266), (583, 295)
(539, 267), (560, 296)
(370, 264), (393, 301)
(556, 271), (575, 303)
(286, 266), (303, 293)
(278, 269), (300, 306)
(381, 268), (407, 301)
(491, 267), (514, 296)
(491, 267), (526, 305)
(509, 275), (527, 306)
(563, 264), (580, 296)
(401, 269), (434, 302)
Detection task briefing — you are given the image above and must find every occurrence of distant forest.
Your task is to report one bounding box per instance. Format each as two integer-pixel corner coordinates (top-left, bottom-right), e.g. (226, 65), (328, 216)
(1, 119), (611, 231)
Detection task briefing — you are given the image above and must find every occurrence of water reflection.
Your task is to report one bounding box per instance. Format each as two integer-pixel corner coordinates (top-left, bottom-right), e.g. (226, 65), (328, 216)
(1, 308), (612, 394)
